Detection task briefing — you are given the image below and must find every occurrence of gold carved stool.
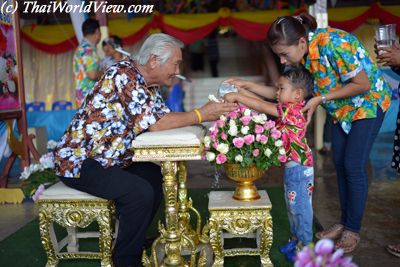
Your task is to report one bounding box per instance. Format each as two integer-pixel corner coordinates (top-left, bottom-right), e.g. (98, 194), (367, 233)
(208, 190), (273, 267)
(37, 181), (116, 267)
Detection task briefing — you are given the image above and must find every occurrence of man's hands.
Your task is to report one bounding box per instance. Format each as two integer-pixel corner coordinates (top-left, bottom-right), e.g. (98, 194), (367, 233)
(198, 101), (237, 122)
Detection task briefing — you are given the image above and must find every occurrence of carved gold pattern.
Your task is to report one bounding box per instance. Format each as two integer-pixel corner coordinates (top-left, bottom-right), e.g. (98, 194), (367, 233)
(208, 208), (273, 267)
(38, 199), (115, 267)
(133, 146), (203, 162)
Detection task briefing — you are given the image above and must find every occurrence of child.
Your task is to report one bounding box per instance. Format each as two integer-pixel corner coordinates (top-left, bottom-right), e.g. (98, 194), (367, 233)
(224, 65), (314, 262)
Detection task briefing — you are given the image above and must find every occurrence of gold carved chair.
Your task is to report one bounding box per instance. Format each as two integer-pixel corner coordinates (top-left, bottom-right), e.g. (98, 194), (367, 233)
(37, 182), (117, 267)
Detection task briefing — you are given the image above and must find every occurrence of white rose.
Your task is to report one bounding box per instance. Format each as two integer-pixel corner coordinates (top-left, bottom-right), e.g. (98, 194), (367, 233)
(244, 109), (251, 116)
(235, 155), (243, 162)
(241, 126), (249, 135)
(228, 126), (238, 136)
(206, 152), (216, 162)
(279, 148), (286, 155)
(220, 115), (227, 121)
(264, 148), (272, 157)
(216, 143), (229, 154)
(203, 136), (211, 148)
(229, 119), (236, 127)
(252, 114), (267, 124)
(275, 140), (283, 147)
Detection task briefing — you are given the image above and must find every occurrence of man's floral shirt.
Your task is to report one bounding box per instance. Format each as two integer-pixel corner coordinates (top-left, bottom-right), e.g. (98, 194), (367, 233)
(276, 101), (313, 167)
(304, 28), (392, 134)
(54, 59), (170, 178)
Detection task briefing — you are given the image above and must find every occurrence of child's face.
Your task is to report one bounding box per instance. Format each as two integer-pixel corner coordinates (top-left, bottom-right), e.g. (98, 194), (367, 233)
(276, 76), (300, 103)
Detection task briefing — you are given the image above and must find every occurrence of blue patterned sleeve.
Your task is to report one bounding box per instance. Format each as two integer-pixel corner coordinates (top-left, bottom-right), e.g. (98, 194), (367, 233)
(328, 31), (363, 83)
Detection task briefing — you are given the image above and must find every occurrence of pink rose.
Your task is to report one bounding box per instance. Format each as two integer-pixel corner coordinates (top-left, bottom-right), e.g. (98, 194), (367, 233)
(243, 134), (255, 145)
(278, 154), (287, 163)
(255, 125), (264, 134)
(227, 111), (238, 119)
(240, 116), (252, 126)
(239, 105), (247, 113)
(271, 129), (282, 140)
(264, 120), (275, 129)
(216, 120), (225, 127)
(216, 153), (227, 164)
(212, 142), (219, 149)
(258, 134), (268, 144)
(253, 149), (260, 157)
(221, 132), (228, 140)
(233, 137), (245, 148)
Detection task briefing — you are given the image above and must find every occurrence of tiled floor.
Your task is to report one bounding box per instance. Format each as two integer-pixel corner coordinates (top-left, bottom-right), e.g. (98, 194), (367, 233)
(1, 132), (400, 266)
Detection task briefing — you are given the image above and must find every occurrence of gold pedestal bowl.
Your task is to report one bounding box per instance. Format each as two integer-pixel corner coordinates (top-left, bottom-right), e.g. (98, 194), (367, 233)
(224, 163), (265, 201)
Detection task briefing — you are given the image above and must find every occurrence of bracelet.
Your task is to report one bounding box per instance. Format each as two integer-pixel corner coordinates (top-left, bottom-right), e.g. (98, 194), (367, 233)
(193, 109), (203, 123)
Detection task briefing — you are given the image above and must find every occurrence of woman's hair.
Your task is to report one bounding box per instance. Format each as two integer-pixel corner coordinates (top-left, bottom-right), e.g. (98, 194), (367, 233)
(282, 65), (314, 98)
(267, 12), (317, 46)
(134, 33), (184, 65)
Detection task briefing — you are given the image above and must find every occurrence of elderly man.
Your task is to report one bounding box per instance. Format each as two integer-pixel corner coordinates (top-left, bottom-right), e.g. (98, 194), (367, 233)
(53, 33), (236, 267)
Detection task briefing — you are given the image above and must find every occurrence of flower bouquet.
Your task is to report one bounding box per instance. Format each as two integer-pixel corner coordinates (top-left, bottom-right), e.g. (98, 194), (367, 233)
(20, 152), (58, 201)
(203, 103), (285, 200)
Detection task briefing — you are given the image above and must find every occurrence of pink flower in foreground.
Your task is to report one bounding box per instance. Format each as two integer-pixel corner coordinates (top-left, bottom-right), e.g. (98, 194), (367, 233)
(216, 153), (227, 164)
(243, 134), (255, 145)
(239, 105), (247, 113)
(233, 137), (245, 148)
(253, 149), (260, 157)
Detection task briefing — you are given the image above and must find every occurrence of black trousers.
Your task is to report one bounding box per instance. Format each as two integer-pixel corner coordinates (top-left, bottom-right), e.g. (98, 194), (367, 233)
(60, 158), (163, 267)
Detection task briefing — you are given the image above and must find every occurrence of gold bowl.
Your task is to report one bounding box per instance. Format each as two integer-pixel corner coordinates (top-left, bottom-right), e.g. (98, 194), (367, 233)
(224, 163), (265, 201)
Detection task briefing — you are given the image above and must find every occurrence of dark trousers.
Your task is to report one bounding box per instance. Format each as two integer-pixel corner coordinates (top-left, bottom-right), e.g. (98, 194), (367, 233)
(60, 159), (163, 267)
(331, 107), (384, 233)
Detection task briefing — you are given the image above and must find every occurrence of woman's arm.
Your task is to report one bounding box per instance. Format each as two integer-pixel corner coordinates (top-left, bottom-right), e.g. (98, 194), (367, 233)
(225, 78), (277, 99)
(224, 92), (279, 117)
(301, 70), (370, 124)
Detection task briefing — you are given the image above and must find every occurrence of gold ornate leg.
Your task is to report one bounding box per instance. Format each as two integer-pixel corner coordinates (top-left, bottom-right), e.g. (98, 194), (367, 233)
(259, 213), (273, 267)
(38, 208), (59, 267)
(177, 162), (199, 252)
(161, 161), (186, 266)
(98, 205), (115, 267)
(208, 220), (224, 267)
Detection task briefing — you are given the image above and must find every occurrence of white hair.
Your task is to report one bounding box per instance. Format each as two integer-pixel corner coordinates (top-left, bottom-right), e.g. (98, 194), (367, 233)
(134, 33), (184, 65)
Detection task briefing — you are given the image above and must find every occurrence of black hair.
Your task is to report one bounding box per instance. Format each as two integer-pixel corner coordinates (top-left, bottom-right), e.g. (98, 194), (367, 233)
(267, 12), (317, 46)
(82, 18), (100, 36)
(102, 35), (123, 48)
(282, 65), (314, 99)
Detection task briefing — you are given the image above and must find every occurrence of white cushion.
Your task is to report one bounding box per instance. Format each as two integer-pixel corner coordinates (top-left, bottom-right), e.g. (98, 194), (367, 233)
(132, 125), (205, 148)
(39, 182), (105, 200)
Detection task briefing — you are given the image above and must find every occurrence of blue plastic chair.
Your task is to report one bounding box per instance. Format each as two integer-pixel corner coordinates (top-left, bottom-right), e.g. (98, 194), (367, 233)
(26, 101), (45, 111)
(165, 83), (184, 112)
(52, 100), (73, 111)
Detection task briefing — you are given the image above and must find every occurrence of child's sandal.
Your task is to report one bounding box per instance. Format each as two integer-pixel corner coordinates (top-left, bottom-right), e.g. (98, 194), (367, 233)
(387, 244), (400, 258)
